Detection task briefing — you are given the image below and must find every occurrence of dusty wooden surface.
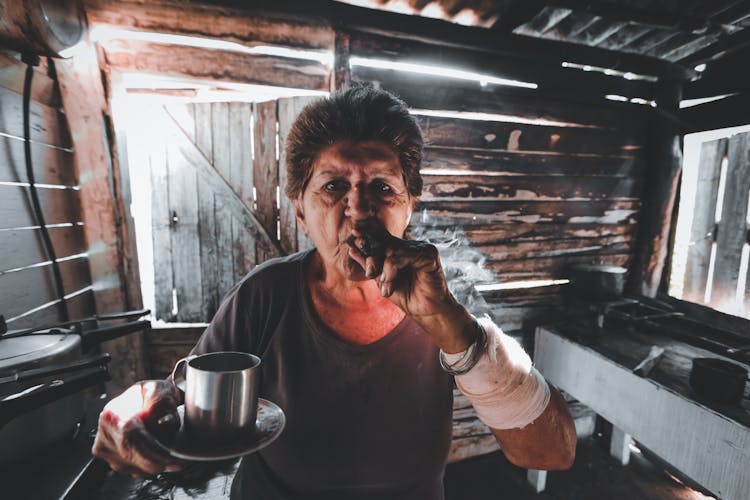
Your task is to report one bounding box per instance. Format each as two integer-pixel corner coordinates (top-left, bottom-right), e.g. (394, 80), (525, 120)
(536, 325), (750, 500)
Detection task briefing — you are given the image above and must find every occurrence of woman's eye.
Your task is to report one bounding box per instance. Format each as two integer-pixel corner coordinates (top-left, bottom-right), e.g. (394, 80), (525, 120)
(324, 181), (346, 192)
(373, 181), (392, 193)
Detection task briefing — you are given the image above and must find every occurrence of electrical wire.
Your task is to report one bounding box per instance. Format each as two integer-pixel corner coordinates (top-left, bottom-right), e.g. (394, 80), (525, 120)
(22, 54), (69, 321)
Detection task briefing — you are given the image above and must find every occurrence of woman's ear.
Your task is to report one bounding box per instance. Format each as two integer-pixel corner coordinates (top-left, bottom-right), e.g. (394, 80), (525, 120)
(294, 198), (308, 235)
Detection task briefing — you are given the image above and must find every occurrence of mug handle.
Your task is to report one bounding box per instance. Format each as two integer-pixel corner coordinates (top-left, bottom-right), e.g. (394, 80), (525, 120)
(170, 354), (197, 392)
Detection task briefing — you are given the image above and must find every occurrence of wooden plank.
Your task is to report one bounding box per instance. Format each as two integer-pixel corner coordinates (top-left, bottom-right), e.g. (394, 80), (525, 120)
(0, 185), (82, 229)
(417, 199), (640, 225)
(0, 225), (87, 273)
(333, 30), (351, 91)
(477, 234), (633, 262)
(193, 103), (213, 164)
(421, 174), (639, 200)
(0, 135), (76, 185)
(166, 139), (204, 323)
(210, 102), (232, 186)
(164, 103), (195, 143)
(85, 0), (334, 50)
(628, 84), (682, 297)
(535, 327), (750, 500)
(683, 138), (727, 304)
(486, 253), (632, 279)
(421, 148), (642, 177)
(0, 256), (91, 321)
(214, 192), (236, 309)
(231, 215), (256, 280)
(711, 131), (750, 309)
(0, 53), (60, 108)
(461, 224), (636, 245)
(253, 100), (279, 262)
(417, 115), (645, 156)
(56, 51), (148, 391)
(100, 39), (330, 91)
(352, 66), (646, 130)
(4, 289), (95, 330)
(229, 102), (252, 207)
(0, 87), (71, 149)
(278, 96), (320, 254)
(149, 142), (174, 322)
(197, 183), (219, 321)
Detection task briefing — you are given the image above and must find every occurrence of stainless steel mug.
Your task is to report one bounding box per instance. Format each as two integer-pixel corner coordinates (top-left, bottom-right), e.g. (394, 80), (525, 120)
(171, 352), (261, 443)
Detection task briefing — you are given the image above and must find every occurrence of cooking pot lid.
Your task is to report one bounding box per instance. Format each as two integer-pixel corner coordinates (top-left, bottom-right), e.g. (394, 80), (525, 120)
(0, 333), (81, 371)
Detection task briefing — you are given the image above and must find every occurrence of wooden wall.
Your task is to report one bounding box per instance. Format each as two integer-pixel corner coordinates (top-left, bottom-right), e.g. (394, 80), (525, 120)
(0, 53), (96, 329)
(346, 33), (648, 331)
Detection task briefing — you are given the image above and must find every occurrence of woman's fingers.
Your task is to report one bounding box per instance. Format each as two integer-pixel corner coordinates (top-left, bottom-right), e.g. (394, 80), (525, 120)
(93, 381), (184, 477)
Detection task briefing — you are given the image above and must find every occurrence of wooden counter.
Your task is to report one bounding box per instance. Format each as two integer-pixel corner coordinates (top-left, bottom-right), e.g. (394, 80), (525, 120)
(533, 324), (750, 500)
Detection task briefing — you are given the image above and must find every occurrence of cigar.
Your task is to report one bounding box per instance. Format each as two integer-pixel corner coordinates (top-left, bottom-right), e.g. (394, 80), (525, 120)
(359, 227), (386, 260)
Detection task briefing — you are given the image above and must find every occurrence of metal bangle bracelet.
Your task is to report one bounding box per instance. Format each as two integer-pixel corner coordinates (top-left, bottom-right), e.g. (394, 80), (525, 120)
(439, 320), (488, 376)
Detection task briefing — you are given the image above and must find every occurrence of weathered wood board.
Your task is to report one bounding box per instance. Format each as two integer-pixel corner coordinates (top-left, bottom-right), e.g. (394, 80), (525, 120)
(711, 131), (750, 309)
(683, 138), (727, 304)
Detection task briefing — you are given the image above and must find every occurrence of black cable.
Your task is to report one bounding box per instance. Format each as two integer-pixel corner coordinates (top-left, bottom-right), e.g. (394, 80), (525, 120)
(22, 54), (69, 322)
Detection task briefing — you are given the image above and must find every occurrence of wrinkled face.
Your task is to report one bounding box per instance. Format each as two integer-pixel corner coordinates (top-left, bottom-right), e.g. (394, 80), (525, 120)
(295, 140), (414, 281)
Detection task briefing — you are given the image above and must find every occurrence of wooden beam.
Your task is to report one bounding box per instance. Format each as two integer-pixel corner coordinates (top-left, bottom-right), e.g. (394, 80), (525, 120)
(348, 32), (658, 101)
(680, 92), (750, 134)
(83, 0), (334, 51)
(627, 82), (682, 296)
(333, 30), (351, 91)
(678, 24), (750, 66)
(54, 44), (148, 392)
(98, 39), (330, 91)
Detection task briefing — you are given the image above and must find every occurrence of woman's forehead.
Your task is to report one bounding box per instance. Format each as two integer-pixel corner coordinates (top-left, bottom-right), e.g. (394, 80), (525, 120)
(313, 140), (402, 176)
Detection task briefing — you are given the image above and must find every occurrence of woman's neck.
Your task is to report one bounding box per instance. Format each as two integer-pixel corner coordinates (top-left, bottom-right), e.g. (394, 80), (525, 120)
(306, 253), (405, 344)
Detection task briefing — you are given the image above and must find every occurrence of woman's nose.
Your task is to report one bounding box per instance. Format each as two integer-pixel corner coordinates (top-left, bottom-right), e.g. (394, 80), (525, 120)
(345, 185), (376, 219)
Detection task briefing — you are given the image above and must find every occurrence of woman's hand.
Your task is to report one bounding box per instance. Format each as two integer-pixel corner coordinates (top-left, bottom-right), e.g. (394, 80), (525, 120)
(92, 380), (185, 477)
(347, 225), (476, 352)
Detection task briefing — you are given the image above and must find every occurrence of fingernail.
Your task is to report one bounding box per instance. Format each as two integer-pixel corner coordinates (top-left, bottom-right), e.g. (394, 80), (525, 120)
(381, 283), (387, 296)
(366, 263), (375, 277)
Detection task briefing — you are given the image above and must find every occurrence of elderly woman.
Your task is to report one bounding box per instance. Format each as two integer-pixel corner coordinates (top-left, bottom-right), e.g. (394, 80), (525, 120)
(93, 84), (576, 499)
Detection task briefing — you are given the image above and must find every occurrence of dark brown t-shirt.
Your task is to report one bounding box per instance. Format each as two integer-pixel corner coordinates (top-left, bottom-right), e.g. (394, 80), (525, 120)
(190, 250), (454, 499)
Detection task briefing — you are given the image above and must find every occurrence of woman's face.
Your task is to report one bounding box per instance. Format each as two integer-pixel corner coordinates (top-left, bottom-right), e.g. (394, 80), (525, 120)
(295, 140), (414, 282)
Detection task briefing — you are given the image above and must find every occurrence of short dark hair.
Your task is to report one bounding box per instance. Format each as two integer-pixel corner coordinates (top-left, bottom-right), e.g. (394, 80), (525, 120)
(284, 83), (423, 200)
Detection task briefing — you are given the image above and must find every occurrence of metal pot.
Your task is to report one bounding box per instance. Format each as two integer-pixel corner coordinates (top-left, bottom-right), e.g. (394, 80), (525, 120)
(690, 357), (748, 405)
(0, 312), (150, 464)
(565, 264), (628, 301)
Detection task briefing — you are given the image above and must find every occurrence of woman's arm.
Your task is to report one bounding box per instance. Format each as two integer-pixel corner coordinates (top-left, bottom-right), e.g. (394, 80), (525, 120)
(491, 387), (576, 470)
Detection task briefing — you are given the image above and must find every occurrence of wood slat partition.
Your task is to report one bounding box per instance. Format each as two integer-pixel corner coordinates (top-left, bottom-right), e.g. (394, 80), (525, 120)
(146, 101), (286, 322)
(0, 55), (95, 329)
(709, 131), (750, 310)
(683, 138), (727, 304)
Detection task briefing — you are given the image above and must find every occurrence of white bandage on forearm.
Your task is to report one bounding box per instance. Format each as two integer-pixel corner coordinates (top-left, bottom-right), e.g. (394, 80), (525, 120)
(443, 317), (550, 430)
